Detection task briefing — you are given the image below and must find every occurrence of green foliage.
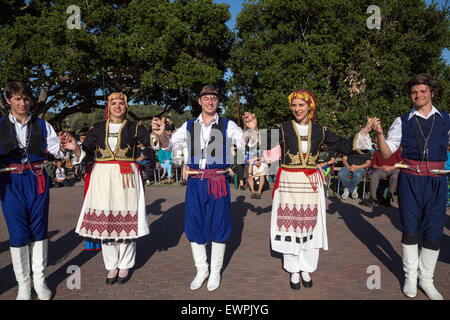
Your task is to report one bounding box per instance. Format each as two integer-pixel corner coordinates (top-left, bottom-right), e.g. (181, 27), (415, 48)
(0, 0), (232, 123)
(59, 103), (191, 133)
(0, 0), (448, 135)
(226, 0), (449, 135)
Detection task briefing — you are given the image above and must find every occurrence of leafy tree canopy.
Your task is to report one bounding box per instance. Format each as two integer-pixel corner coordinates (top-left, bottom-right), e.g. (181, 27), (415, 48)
(226, 0), (449, 135)
(0, 0), (233, 126)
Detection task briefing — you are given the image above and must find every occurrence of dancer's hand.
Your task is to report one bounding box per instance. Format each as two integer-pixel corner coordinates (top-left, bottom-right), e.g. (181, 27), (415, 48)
(151, 117), (166, 137)
(59, 132), (76, 151)
(243, 112), (257, 130)
(372, 117), (383, 135)
(362, 117), (374, 135)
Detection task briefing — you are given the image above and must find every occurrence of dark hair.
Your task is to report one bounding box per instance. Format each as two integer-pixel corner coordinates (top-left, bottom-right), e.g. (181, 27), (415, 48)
(4, 81), (33, 99)
(407, 73), (438, 95)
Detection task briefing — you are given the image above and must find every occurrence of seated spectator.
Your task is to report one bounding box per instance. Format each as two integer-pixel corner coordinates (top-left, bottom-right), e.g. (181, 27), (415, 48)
(360, 138), (402, 207)
(73, 130), (88, 180)
(158, 148), (173, 184)
(53, 159), (67, 188)
(229, 145), (245, 190)
(263, 145), (281, 184)
(136, 142), (157, 186)
(248, 156), (268, 199)
(244, 145), (259, 183)
(338, 151), (371, 200)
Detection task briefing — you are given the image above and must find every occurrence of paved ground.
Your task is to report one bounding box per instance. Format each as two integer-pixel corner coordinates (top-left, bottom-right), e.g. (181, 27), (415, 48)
(0, 182), (449, 300)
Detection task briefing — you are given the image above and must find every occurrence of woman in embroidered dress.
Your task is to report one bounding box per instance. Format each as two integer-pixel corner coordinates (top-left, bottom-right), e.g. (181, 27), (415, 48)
(266, 89), (373, 289)
(63, 92), (151, 285)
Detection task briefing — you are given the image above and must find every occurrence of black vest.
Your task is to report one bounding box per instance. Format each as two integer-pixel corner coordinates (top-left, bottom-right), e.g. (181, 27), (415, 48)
(266, 120), (364, 168)
(82, 120), (151, 162)
(0, 116), (47, 165)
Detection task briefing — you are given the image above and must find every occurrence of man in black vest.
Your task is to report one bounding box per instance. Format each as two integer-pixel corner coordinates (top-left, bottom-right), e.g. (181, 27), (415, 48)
(0, 81), (68, 300)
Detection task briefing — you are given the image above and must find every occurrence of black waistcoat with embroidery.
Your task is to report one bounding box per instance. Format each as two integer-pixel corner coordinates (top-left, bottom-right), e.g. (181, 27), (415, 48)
(82, 120), (151, 162)
(268, 120), (364, 168)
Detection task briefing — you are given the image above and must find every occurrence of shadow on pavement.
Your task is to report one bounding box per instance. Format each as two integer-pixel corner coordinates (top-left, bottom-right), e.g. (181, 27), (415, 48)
(0, 239), (9, 255)
(46, 228), (100, 297)
(134, 198), (185, 270)
(327, 196), (404, 286)
(223, 195), (271, 271)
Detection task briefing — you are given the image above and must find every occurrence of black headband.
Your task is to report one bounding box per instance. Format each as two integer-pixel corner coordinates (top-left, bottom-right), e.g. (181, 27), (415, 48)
(199, 91), (219, 98)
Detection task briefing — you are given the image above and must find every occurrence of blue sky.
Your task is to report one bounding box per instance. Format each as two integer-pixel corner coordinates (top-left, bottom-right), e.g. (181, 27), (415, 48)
(215, 0), (449, 65)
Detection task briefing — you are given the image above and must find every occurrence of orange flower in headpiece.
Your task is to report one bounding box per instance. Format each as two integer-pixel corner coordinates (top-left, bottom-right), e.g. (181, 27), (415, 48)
(288, 90), (317, 122)
(105, 92), (129, 120)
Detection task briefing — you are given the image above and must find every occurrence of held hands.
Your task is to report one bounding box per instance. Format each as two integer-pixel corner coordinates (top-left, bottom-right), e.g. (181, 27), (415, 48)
(371, 117), (383, 135)
(58, 132), (77, 152)
(151, 117), (166, 137)
(242, 112), (257, 130)
(362, 117), (383, 136)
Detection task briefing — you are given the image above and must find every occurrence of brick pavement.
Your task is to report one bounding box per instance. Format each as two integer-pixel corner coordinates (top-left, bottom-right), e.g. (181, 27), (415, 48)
(0, 183), (449, 300)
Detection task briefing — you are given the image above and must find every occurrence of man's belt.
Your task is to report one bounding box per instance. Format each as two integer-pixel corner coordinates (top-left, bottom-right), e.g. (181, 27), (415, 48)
(0, 162), (46, 194)
(186, 168), (228, 181)
(186, 168), (228, 199)
(395, 159), (446, 177)
(0, 162), (45, 174)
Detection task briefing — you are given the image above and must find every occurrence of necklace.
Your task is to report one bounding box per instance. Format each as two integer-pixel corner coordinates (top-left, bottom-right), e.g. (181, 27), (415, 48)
(15, 121), (32, 150)
(414, 114), (435, 173)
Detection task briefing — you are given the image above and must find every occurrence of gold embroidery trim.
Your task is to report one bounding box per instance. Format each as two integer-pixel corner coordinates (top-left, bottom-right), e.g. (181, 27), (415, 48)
(290, 120), (312, 168)
(352, 130), (365, 155)
(95, 119), (137, 161)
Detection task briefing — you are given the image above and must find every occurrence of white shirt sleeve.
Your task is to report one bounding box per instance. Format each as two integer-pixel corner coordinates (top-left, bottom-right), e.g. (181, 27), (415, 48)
(355, 130), (372, 151)
(163, 122), (188, 152)
(227, 120), (258, 150)
(385, 117), (403, 154)
(226, 120), (245, 150)
(45, 121), (68, 159)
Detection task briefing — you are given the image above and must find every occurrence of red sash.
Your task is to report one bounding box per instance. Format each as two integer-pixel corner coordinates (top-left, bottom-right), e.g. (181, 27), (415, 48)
(5, 162), (46, 194)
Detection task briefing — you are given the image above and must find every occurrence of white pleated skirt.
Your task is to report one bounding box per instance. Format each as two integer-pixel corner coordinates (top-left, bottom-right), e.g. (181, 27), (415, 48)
(75, 162), (149, 242)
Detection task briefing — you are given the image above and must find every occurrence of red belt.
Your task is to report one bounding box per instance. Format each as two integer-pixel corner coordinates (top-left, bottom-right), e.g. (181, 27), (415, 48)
(188, 168), (228, 200)
(1, 162), (46, 194)
(401, 159), (445, 177)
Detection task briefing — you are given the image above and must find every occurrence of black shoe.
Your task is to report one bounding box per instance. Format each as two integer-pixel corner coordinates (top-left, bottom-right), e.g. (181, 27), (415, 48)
(106, 275), (118, 285)
(360, 197), (375, 207)
(290, 281), (300, 290)
(251, 193), (257, 199)
(301, 278), (313, 288)
(256, 193), (262, 199)
(118, 272), (131, 284)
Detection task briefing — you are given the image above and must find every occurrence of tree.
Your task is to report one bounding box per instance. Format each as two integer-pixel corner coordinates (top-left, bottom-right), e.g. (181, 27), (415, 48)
(226, 0), (449, 135)
(0, 0), (232, 125)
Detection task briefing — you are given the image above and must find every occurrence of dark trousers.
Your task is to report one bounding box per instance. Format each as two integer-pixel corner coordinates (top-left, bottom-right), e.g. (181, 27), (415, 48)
(398, 171), (447, 250)
(0, 171), (49, 247)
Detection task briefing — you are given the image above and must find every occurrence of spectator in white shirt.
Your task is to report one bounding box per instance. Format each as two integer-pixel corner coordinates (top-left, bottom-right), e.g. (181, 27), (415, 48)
(248, 156), (268, 199)
(53, 159), (67, 188)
